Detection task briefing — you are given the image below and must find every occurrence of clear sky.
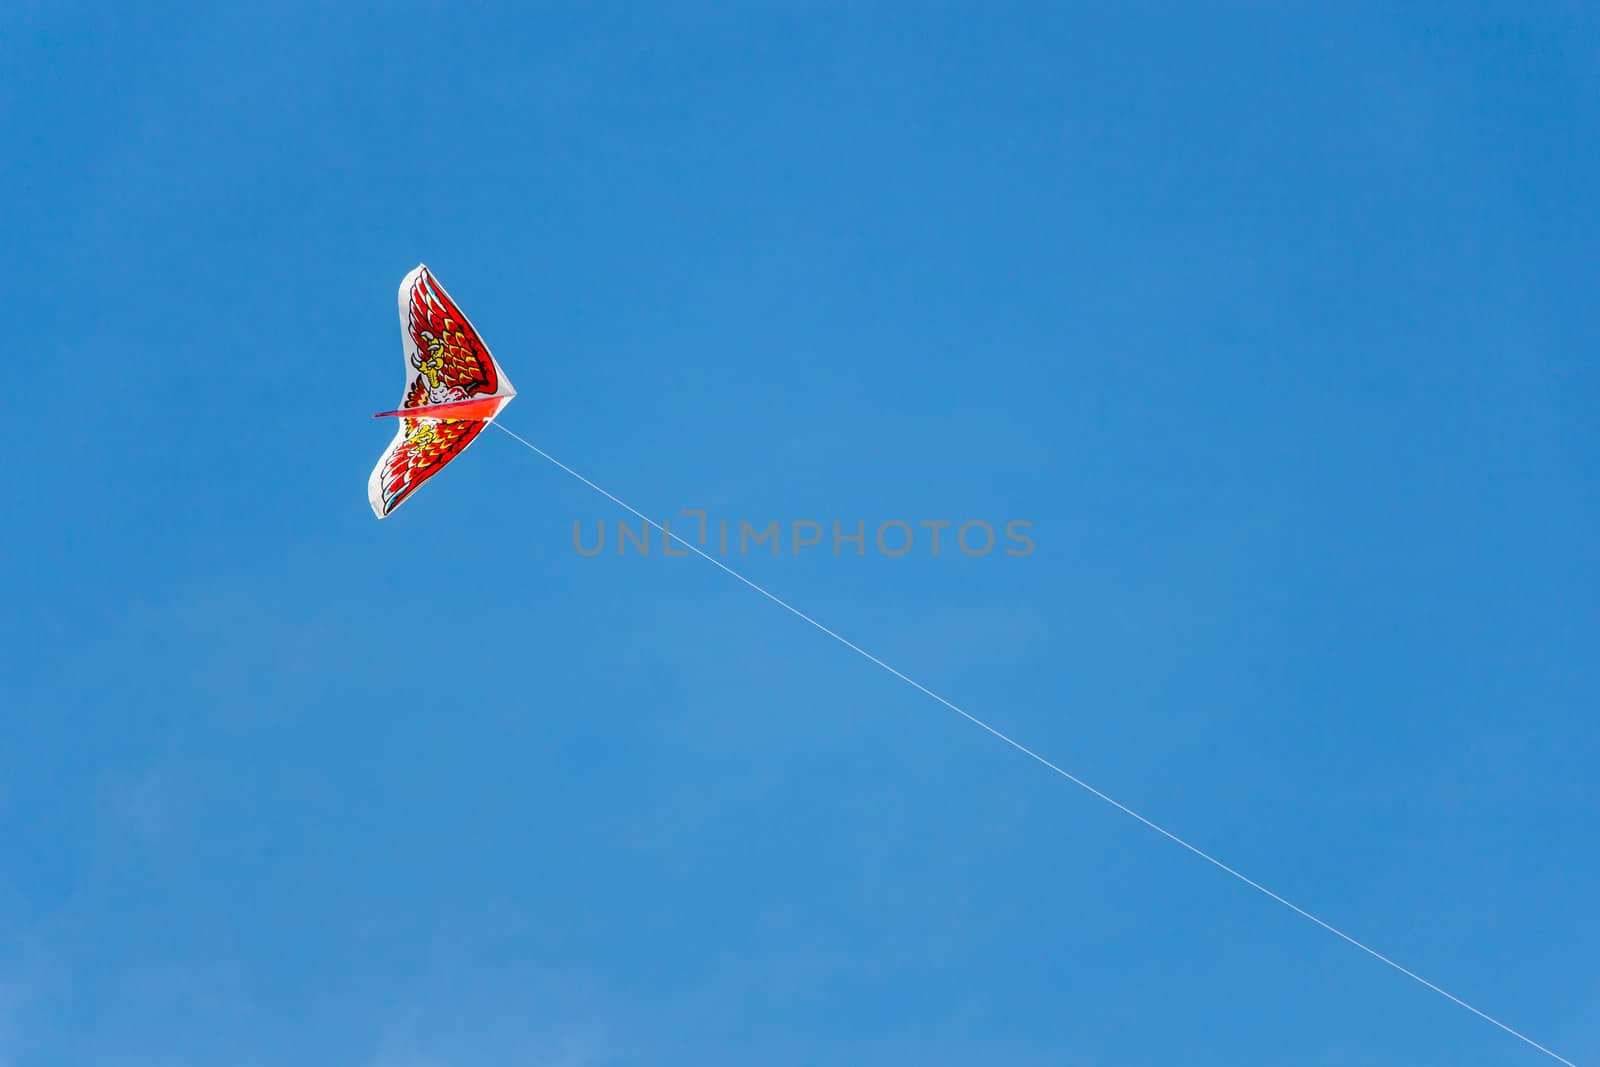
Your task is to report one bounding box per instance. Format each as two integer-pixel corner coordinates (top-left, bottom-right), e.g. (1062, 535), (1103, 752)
(4, 4), (1596, 1065)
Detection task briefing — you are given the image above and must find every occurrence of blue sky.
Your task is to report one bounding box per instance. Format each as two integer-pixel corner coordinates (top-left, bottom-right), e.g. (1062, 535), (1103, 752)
(4, 4), (1597, 1064)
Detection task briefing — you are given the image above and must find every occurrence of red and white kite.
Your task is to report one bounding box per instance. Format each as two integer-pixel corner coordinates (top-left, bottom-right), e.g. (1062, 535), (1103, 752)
(368, 265), (516, 517)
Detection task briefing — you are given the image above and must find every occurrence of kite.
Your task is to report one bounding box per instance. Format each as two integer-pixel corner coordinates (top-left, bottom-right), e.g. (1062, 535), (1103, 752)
(359, 266), (1572, 1066)
(368, 264), (516, 517)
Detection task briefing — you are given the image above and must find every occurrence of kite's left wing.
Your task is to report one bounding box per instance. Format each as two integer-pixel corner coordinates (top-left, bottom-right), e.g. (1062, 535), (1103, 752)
(368, 417), (489, 518)
(368, 264), (516, 518)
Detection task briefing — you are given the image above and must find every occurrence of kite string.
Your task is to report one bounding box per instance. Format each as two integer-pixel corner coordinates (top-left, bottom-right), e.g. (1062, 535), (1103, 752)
(490, 421), (1576, 1067)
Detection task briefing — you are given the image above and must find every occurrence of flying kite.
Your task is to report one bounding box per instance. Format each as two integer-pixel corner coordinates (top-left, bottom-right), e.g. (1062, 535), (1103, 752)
(368, 265), (516, 517)
(359, 266), (1573, 1066)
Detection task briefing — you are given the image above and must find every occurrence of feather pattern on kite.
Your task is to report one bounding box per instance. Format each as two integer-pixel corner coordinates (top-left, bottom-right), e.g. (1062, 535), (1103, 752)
(367, 265), (516, 518)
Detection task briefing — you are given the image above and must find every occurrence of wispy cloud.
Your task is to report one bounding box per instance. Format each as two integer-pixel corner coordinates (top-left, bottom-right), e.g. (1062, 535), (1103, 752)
(366, 981), (619, 1067)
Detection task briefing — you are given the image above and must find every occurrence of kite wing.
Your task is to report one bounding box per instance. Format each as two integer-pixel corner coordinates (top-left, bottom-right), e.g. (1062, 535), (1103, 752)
(368, 264), (516, 518)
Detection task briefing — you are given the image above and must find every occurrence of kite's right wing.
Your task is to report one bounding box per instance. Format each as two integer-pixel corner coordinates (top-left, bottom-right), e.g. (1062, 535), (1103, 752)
(394, 264), (516, 412)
